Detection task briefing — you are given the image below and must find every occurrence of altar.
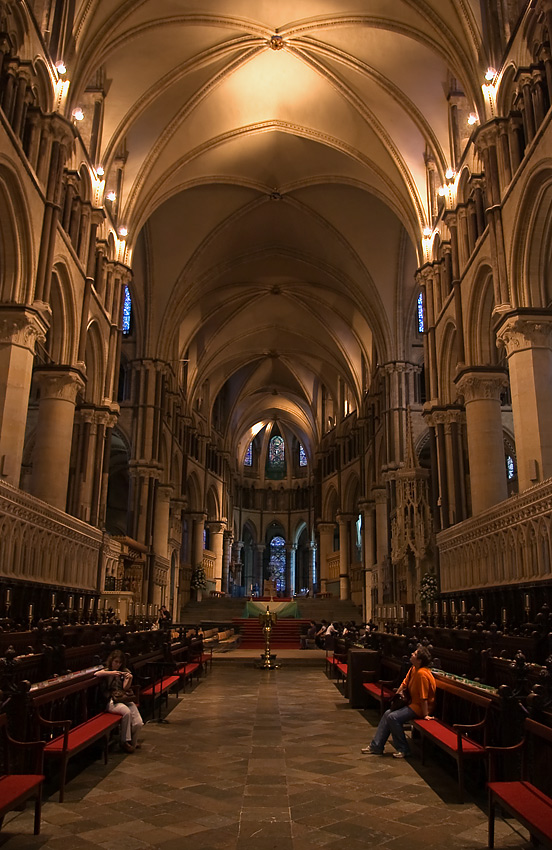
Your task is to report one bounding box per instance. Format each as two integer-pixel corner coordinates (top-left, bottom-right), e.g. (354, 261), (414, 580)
(242, 600), (300, 618)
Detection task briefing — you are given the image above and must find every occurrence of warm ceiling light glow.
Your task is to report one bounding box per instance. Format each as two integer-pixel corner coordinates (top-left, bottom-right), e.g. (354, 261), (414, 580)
(485, 68), (497, 81)
(445, 168), (455, 180)
(96, 165), (104, 176)
(106, 191), (116, 202)
(423, 226), (433, 237)
(438, 186), (447, 196)
(467, 113), (479, 125)
(250, 422), (265, 438)
(72, 107), (84, 121)
(118, 227), (128, 237)
(55, 61), (66, 75)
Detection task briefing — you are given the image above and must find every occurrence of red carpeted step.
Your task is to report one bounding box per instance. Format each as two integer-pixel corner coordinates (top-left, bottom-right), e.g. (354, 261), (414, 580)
(233, 618), (311, 648)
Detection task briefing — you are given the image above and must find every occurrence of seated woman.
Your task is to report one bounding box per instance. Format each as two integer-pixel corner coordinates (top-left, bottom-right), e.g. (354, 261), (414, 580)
(362, 646), (436, 759)
(95, 649), (143, 753)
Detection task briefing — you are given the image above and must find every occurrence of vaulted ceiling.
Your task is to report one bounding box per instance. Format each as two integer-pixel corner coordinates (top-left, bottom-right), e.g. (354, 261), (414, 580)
(68, 0), (486, 459)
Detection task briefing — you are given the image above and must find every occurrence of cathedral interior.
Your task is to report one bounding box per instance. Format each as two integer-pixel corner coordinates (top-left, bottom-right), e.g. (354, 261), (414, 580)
(1, 0), (552, 629)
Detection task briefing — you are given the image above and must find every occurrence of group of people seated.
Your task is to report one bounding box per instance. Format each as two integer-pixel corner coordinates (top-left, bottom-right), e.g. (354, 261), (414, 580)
(301, 619), (378, 648)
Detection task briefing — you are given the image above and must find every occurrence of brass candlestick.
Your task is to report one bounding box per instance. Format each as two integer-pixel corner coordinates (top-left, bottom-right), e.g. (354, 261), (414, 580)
(259, 605), (278, 669)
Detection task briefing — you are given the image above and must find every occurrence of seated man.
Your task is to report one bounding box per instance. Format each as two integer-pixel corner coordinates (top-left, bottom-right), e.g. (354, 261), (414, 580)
(361, 647), (435, 759)
(300, 620), (317, 649)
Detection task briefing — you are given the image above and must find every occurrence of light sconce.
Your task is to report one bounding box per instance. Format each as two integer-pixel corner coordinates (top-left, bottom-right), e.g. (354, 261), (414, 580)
(445, 168), (455, 180)
(96, 165), (105, 177)
(118, 226), (128, 238)
(106, 191), (116, 202)
(467, 112), (479, 126)
(485, 67), (497, 82)
(72, 107), (84, 121)
(422, 226), (433, 237)
(55, 61), (66, 75)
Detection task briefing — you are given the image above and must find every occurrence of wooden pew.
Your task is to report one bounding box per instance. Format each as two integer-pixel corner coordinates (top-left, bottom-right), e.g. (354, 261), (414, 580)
(0, 713), (45, 835)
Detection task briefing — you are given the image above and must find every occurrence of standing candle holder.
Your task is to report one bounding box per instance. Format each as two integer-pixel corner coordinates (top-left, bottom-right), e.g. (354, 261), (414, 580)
(257, 605), (278, 669)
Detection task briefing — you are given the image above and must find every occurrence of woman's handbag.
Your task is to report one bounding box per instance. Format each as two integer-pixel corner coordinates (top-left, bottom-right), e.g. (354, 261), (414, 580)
(111, 687), (136, 704)
(390, 687), (410, 711)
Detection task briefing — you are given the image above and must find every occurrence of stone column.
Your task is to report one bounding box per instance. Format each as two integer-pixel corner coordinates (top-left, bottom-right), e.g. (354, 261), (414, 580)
(254, 543), (265, 593)
(455, 368), (509, 514)
(373, 488), (388, 607)
(0, 307), (47, 485)
(190, 512), (206, 569)
(337, 512), (353, 601)
(359, 500), (375, 622)
(285, 543), (297, 596)
(30, 366), (85, 509)
(153, 485), (173, 560)
(208, 521), (226, 592)
(317, 522), (335, 593)
(497, 312), (552, 491)
(222, 531), (233, 594)
(309, 542), (317, 593)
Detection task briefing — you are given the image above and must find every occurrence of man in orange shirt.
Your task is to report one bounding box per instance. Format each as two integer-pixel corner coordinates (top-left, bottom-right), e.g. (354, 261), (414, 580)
(362, 647), (436, 759)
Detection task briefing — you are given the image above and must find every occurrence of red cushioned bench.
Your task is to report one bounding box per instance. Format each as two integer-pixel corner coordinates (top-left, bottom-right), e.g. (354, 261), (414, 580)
(412, 677), (493, 802)
(140, 674), (181, 702)
(30, 670), (122, 803)
(361, 656), (403, 715)
(487, 718), (552, 849)
(325, 649), (347, 685)
(0, 714), (45, 835)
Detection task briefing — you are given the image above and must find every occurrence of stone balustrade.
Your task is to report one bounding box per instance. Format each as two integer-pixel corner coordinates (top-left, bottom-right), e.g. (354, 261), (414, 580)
(437, 478), (552, 592)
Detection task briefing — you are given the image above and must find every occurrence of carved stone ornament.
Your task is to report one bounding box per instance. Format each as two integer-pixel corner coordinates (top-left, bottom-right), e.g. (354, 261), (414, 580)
(269, 34), (284, 49)
(0, 309), (47, 350)
(497, 314), (552, 356)
(455, 370), (508, 403)
(33, 368), (85, 402)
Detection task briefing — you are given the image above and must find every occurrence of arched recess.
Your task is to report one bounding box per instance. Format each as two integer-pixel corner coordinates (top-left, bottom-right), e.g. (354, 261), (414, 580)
(438, 321), (459, 404)
(205, 485), (219, 521)
(466, 266), (498, 366)
(47, 263), (78, 365)
(105, 428), (130, 536)
(343, 473), (360, 514)
(323, 486), (339, 522)
(511, 163), (552, 308)
(83, 321), (105, 405)
(0, 162), (33, 302)
(185, 472), (202, 513)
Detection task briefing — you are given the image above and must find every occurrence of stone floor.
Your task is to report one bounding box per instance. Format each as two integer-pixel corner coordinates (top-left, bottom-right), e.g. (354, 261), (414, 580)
(0, 665), (533, 850)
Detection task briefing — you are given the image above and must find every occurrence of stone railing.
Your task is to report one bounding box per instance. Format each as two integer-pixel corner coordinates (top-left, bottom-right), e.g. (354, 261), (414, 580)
(327, 553), (340, 580)
(437, 477), (552, 592)
(202, 550), (216, 580)
(0, 481), (103, 590)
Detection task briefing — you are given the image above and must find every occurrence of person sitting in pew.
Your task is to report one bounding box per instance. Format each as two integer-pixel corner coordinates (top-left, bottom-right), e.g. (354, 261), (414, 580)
(361, 647), (436, 759)
(95, 650), (144, 753)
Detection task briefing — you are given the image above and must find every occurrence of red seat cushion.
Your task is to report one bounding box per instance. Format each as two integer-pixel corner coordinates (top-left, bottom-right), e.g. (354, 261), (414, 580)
(0, 774), (44, 810)
(363, 682), (394, 700)
(45, 713), (121, 754)
(489, 782), (552, 841)
(336, 662), (348, 676)
(413, 719), (484, 753)
(141, 675), (180, 697)
(178, 663), (200, 676)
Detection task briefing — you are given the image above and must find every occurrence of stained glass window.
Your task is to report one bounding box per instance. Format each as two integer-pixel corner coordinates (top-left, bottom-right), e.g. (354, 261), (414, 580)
(299, 444), (307, 466)
(269, 535), (286, 592)
(244, 442), (252, 466)
(506, 455), (515, 479)
(417, 291), (424, 333)
(122, 285), (132, 335)
(269, 435), (285, 468)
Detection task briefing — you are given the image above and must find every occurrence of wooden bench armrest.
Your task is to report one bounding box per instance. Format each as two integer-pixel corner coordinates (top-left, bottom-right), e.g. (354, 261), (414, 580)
(361, 671), (377, 681)
(6, 734), (45, 773)
(36, 714), (71, 732)
(485, 738), (526, 781)
(453, 718), (487, 732)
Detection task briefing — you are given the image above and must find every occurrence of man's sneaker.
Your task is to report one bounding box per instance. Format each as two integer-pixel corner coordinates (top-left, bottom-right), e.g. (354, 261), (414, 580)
(361, 747), (382, 754)
(392, 751), (408, 759)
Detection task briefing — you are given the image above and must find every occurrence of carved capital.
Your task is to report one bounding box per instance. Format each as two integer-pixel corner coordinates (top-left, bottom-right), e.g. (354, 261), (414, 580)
(207, 520), (226, 535)
(0, 306), (48, 351)
(455, 369), (508, 403)
(34, 366), (85, 403)
(497, 312), (552, 356)
(189, 511), (207, 524)
(157, 485), (174, 502)
(373, 487), (387, 505)
(317, 522), (336, 534)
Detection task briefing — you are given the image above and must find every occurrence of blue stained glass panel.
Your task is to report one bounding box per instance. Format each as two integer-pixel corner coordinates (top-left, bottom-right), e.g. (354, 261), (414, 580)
(269, 535), (286, 591)
(417, 291), (424, 333)
(506, 455), (515, 479)
(122, 286), (132, 335)
(269, 435), (285, 467)
(299, 444), (307, 466)
(244, 442), (252, 466)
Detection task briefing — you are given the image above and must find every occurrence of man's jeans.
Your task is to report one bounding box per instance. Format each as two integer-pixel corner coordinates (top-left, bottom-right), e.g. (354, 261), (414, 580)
(370, 706), (417, 755)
